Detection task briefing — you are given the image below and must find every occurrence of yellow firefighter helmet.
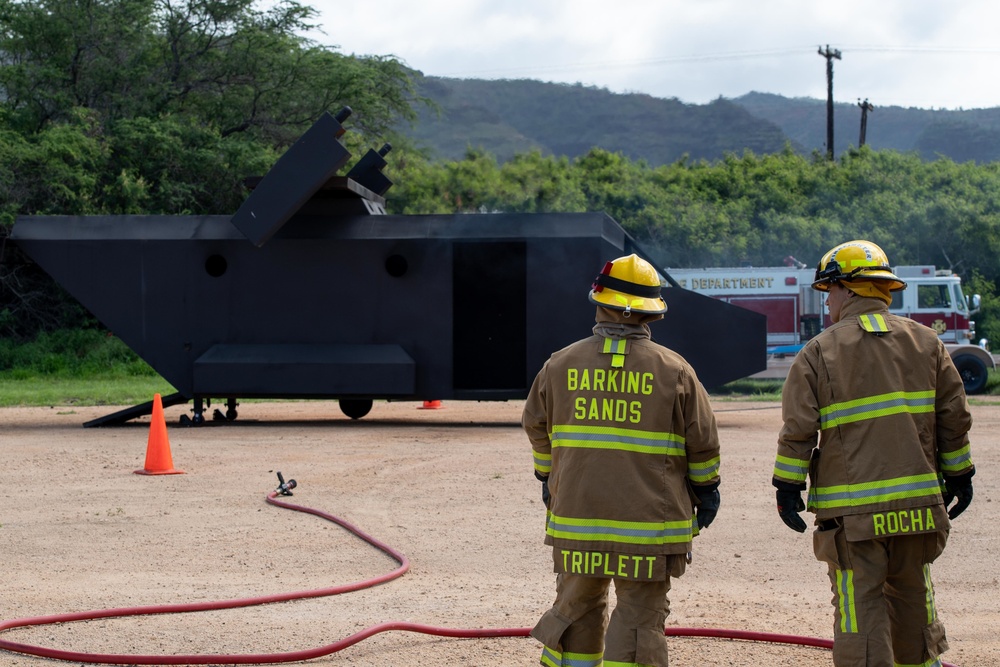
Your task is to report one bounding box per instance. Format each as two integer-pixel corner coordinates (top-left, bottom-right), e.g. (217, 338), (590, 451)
(588, 254), (667, 315)
(812, 240), (906, 294)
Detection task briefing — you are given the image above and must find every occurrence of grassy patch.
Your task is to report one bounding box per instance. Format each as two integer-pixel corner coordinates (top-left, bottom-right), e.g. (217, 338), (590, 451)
(0, 329), (174, 406)
(710, 378), (784, 401)
(0, 376), (177, 407)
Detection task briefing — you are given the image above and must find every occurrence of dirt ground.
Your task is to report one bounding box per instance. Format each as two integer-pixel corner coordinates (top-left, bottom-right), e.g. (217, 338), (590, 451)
(1, 398), (998, 667)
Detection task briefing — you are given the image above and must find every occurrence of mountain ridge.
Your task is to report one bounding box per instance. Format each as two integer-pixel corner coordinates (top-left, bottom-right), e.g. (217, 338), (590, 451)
(404, 77), (1000, 164)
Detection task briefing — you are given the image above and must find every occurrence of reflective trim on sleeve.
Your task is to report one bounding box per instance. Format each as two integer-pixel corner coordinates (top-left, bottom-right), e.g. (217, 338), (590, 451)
(939, 443), (973, 473)
(808, 472), (941, 510)
(688, 456), (720, 483)
(534, 450), (552, 476)
(773, 453), (810, 483)
(819, 390), (935, 429)
(551, 424), (686, 456)
(546, 513), (694, 546)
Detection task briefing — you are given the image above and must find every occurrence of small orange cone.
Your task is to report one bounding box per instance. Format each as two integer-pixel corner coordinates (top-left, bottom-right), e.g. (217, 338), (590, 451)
(419, 400), (443, 410)
(134, 393), (185, 475)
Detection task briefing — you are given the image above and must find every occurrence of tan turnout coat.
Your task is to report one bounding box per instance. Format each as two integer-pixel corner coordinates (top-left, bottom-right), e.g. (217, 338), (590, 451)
(774, 296), (974, 529)
(523, 325), (720, 573)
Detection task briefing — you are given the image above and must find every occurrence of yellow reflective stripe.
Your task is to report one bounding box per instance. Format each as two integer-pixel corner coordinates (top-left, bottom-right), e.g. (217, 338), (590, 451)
(540, 646), (560, 667)
(534, 450), (551, 475)
(562, 651), (604, 667)
(602, 338), (627, 355)
(820, 390), (935, 429)
(924, 563), (938, 625)
(541, 647), (604, 667)
(939, 443), (973, 472)
(688, 456), (720, 482)
(546, 513), (693, 545)
(842, 256), (882, 269)
(836, 569), (858, 633)
(552, 424), (686, 456)
(773, 454), (810, 483)
(809, 472), (940, 510)
(614, 294), (645, 309)
(895, 658), (943, 667)
(858, 313), (890, 333)
(611, 353), (625, 368)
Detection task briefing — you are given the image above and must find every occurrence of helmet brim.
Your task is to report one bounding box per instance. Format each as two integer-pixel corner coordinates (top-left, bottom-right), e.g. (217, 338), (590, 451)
(589, 290), (667, 314)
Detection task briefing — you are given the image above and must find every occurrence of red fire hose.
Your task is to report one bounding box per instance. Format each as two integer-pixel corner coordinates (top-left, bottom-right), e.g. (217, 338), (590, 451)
(0, 481), (959, 666)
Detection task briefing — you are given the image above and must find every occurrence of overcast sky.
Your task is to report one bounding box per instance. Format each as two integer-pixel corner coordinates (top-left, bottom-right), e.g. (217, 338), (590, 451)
(304, 0), (1000, 111)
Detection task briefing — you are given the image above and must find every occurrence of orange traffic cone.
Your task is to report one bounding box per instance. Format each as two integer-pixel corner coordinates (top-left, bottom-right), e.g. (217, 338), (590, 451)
(134, 393), (185, 475)
(419, 400), (443, 410)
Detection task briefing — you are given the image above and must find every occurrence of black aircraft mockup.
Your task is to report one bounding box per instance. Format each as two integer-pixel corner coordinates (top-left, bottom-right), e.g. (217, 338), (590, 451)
(11, 108), (766, 426)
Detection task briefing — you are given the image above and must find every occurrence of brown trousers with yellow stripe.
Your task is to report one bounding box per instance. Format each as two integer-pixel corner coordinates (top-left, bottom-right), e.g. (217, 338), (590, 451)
(814, 520), (949, 667)
(531, 556), (686, 667)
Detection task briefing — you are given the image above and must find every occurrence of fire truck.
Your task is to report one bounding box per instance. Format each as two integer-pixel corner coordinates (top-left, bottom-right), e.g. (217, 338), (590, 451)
(664, 263), (995, 393)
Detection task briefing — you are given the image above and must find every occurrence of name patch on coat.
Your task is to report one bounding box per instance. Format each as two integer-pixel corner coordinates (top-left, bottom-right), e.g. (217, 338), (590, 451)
(553, 549), (666, 580)
(843, 504), (949, 541)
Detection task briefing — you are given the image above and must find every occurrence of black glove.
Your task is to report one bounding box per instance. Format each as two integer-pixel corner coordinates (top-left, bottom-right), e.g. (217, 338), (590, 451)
(774, 481), (808, 533)
(693, 483), (720, 530)
(942, 469), (975, 520)
(535, 471), (551, 509)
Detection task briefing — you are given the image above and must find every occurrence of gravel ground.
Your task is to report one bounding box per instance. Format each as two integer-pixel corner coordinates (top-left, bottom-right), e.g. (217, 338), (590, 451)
(1, 398), (998, 666)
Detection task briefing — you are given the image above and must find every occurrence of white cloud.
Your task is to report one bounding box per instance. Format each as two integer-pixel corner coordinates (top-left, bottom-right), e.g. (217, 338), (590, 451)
(304, 0), (1000, 109)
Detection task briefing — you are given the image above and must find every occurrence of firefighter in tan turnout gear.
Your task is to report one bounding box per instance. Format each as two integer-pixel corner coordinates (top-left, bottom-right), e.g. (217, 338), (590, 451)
(523, 254), (721, 667)
(773, 240), (975, 667)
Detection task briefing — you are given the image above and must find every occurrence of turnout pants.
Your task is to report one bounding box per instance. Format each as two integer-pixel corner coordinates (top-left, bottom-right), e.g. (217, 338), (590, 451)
(531, 555), (686, 667)
(814, 521), (949, 667)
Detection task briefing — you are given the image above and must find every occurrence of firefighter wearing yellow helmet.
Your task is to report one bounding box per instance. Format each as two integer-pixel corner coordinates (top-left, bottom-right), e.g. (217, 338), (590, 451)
(523, 253), (720, 667)
(773, 239), (975, 667)
(811, 239), (906, 304)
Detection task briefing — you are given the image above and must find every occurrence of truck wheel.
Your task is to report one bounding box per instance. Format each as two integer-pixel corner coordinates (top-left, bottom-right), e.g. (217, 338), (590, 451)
(952, 355), (989, 394)
(339, 399), (373, 420)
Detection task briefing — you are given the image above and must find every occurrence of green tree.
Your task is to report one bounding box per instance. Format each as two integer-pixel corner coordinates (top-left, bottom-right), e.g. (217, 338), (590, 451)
(0, 0), (426, 338)
(0, 0), (422, 144)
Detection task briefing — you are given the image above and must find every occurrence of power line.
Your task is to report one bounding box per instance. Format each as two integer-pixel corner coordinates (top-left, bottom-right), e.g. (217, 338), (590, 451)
(436, 44), (1000, 79)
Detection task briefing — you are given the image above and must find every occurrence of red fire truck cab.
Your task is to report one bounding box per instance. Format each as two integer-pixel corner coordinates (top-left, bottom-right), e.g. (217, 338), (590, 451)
(665, 264), (994, 393)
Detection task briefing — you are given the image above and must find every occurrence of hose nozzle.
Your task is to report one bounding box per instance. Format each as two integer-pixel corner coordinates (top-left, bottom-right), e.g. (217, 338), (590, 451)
(275, 471), (297, 496)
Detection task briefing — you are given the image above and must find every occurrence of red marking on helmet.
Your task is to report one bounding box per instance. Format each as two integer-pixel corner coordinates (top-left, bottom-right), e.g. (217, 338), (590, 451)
(785, 277), (797, 285)
(593, 261), (614, 292)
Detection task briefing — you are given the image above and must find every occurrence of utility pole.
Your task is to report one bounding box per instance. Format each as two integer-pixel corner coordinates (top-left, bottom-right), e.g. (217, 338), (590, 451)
(858, 98), (874, 147)
(818, 45), (842, 160)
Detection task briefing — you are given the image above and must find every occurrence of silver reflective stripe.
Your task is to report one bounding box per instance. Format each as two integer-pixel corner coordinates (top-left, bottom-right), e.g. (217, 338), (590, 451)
(546, 513), (693, 545)
(820, 390), (935, 429)
(552, 425), (685, 456)
(809, 473), (941, 509)
(858, 313), (890, 333)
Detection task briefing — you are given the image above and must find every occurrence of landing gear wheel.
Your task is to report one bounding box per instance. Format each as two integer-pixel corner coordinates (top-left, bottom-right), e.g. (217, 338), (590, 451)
(339, 399), (373, 420)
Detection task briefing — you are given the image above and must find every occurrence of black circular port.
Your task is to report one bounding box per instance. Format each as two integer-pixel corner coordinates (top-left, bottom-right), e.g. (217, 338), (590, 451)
(385, 254), (408, 277)
(205, 254), (228, 277)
